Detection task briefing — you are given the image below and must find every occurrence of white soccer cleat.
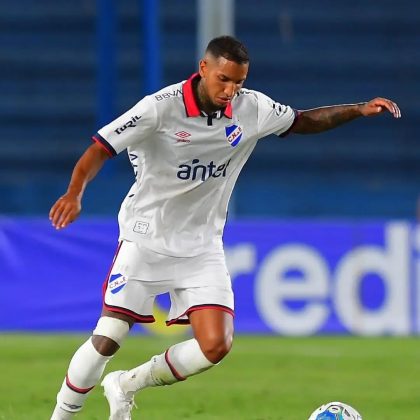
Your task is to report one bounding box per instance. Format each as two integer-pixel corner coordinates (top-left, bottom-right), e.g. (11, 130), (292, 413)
(101, 370), (136, 420)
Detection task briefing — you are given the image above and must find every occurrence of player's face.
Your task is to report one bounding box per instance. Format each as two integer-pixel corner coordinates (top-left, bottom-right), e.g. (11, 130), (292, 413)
(199, 55), (248, 111)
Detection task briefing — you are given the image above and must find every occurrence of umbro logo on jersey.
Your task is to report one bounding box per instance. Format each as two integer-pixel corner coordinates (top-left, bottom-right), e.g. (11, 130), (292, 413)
(114, 115), (142, 135)
(225, 124), (243, 147)
(175, 131), (191, 143)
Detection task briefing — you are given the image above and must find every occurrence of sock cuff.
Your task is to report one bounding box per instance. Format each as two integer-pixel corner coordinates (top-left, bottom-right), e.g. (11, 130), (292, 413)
(93, 316), (130, 346)
(165, 338), (214, 379)
(164, 349), (187, 381)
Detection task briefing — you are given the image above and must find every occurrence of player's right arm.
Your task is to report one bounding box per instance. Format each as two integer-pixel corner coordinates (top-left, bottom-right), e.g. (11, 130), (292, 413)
(49, 142), (110, 229)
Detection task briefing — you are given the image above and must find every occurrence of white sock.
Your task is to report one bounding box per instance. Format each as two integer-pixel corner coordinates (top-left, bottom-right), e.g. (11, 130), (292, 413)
(120, 338), (214, 395)
(50, 406), (74, 420)
(51, 337), (112, 419)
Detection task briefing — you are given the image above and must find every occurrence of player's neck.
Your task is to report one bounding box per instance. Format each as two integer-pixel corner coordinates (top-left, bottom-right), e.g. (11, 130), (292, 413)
(194, 78), (221, 115)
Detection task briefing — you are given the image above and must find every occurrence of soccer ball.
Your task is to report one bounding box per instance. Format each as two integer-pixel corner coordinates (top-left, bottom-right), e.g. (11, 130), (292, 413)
(308, 401), (362, 420)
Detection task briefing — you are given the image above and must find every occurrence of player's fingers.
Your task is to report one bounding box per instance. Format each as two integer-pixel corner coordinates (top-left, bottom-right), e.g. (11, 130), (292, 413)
(392, 102), (401, 118)
(383, 100), (398, 117)
(51, 202), (74, 229)
(49, 197), (65, 221)
(49, 202), (59, 221)
(375, 98), (400, 118)
(50, 202), (65, 228)
(60, 209), (78, 229)
(56, 206), (76, 229)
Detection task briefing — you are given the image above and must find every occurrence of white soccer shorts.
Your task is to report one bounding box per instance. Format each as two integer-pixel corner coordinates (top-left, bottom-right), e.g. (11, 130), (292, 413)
(102, 241), (234, 325)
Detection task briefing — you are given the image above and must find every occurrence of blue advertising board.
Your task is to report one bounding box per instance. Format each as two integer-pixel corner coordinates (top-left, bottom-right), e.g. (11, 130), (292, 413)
(0, 218), (418, 335)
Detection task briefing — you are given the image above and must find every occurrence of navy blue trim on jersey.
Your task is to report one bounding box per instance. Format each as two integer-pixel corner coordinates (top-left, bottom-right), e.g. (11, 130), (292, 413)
(182, 73), (232, 119)
(92, 133), (117, 157)
(279, 109), (300, 138)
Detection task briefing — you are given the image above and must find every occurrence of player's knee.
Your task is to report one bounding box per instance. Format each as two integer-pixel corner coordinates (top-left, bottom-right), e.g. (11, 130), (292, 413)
(91, 335), (119, 356)
(200, 334), (233, 364)
(91, 316), (131, 356)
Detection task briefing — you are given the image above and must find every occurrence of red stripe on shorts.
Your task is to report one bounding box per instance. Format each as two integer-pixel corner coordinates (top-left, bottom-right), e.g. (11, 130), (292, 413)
(166, 304), (234, 326)
(101, 241), (123, 299)
(103, 303), (155, 323)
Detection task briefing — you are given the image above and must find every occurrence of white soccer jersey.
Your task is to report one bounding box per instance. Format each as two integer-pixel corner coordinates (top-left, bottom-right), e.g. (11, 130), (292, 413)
(93, 73), (297, 257)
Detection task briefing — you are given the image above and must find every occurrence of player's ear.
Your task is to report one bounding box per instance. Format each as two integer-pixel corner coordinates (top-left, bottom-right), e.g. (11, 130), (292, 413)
(199, 59), (207, 78)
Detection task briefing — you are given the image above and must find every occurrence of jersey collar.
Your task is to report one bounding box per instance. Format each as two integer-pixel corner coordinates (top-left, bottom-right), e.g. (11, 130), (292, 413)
(182, 73), (232, 119)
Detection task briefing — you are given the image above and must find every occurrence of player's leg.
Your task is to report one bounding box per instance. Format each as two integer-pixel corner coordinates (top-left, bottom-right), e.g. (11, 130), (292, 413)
(112, 276), (235, 395)
(101, 248), (234, 418)
(189, 307), (234, 362)
(51, 311), (134, 420)
(51, 241), (148, 419)
(111, 308), (233, 399)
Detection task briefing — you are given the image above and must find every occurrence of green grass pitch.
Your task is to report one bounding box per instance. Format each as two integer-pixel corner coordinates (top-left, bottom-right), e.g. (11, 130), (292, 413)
(0, 334), (419, 419)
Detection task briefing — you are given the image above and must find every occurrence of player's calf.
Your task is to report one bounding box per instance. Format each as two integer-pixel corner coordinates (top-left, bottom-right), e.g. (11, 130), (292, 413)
(51, 317), (130, 419)
(104, 337), (215, 401)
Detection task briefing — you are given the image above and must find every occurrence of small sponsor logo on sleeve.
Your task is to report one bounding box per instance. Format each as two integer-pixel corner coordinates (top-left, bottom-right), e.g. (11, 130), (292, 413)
(114, 115), (142, 135)
(271, 101), (287, 116)
(133, 221), (149, 234)
(154, 88), (182, 101)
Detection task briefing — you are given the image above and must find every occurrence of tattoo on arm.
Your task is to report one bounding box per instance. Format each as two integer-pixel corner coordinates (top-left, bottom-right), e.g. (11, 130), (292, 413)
(292, 103), (366, 134)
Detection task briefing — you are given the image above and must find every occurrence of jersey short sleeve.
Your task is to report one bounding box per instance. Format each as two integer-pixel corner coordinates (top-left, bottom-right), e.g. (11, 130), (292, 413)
(255, 91), (297, 139)
(93, 96), (158, 156)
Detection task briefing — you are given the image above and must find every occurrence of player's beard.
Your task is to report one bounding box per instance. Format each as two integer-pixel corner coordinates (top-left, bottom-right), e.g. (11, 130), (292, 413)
(196, 80), (225, 114)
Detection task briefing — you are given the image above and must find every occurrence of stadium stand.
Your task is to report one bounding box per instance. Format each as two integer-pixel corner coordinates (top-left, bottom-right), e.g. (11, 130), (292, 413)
(0, 0), (418, 218)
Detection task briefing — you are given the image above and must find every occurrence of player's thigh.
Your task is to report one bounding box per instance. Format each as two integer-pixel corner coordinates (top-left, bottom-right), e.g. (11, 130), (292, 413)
(103, 241), (169, 322)
(167, 281), (234, 325)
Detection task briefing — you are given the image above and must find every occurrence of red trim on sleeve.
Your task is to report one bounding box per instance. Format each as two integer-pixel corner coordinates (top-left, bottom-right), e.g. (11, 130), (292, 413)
(92, 135), (114, 157)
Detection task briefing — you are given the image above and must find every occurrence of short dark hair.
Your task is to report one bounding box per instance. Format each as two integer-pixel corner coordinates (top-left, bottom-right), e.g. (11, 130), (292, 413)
(205, 35), (249, 64)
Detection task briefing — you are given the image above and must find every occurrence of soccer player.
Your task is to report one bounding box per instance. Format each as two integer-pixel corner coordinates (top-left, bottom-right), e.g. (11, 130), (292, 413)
(49, 35), (400, 419)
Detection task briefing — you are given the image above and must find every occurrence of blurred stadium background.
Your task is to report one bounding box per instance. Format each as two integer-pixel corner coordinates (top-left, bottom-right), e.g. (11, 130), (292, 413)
(1, 0), (420, 418)
(1, 0), (418, 217)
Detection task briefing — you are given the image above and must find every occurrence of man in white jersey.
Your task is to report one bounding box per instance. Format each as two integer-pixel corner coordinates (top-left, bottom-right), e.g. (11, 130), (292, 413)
(49, 36), (400, 419)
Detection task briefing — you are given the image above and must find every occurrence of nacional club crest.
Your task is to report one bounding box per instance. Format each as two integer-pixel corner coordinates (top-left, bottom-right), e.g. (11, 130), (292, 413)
(225, 124), (243, 147)
(108, 273), (128, 294)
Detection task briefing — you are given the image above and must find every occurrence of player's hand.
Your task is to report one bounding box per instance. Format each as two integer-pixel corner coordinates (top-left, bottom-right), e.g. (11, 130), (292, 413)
(359, 97), (401, 118)
(49, 193), (81, 229)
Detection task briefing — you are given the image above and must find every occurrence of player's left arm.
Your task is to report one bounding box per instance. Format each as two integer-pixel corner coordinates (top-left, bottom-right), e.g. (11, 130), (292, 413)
(290, 97), (401, 134)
